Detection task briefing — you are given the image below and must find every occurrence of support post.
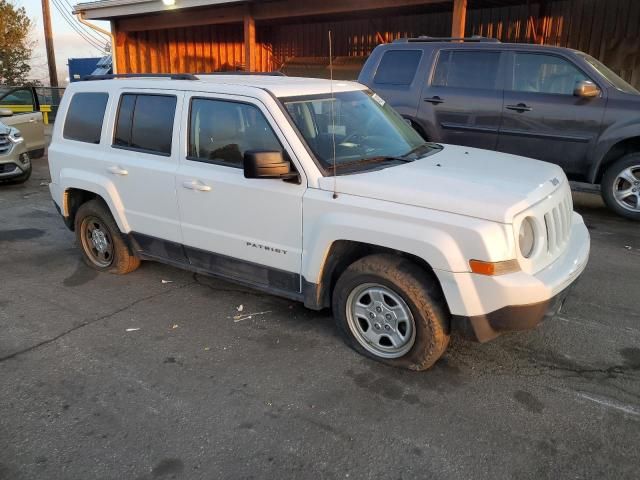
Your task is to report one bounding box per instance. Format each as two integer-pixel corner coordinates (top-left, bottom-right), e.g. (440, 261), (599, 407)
(451, 0), (467, 39)
(41, 0), (59, 86)
(244, 11), (256, 72)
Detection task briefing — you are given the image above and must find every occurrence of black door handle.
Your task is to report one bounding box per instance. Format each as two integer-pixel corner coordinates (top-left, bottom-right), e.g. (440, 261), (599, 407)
(506, 103), (532, 112)
(424, 96), (444, 105)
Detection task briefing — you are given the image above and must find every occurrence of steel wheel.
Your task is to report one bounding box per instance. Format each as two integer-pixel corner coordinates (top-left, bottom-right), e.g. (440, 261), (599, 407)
(80, 215), (114, 268)
(345, 283), (416, 359)
(612, 165), (640, 212)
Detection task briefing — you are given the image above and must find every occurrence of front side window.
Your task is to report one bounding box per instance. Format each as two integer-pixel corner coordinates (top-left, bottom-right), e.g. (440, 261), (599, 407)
(63, 92), (109, 144)
(283, 90), (434, 173)
(374, 50), (422, 85)
(113, 93), (176, 155)
(512, 53), (589, 95)
(432, 50), (501, 89)
(0, 87), (36, 112)
(188, 98), (282, 168)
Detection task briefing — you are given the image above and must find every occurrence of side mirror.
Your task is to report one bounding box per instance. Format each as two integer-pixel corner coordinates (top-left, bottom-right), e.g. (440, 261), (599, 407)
(574, 80), (600, 98)
(243, 150), (296, 179)
(0, 108), (13, 117)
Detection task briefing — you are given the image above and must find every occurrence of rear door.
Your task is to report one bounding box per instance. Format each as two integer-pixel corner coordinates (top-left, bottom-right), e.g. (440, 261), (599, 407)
(101, 89), (184, 250)
(497, 51), (606, 177)
(0, 87), (45, 154)
(417, 49), (505, 150)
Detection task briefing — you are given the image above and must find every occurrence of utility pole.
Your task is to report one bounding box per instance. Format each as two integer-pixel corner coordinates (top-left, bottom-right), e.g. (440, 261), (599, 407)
(41, 0), (59, 86)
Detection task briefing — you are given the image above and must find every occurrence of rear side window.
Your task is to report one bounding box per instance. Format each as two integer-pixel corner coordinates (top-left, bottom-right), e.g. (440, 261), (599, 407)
(374, 50), (422, 85)
(63, 92), (108, 144)
(432, 51), (501, 89)
(113, 93), (177, 155)
(188, 98), (283, 168)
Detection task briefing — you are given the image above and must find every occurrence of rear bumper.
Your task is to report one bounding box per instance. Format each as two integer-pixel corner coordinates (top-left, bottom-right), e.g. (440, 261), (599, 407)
(451, 282), (575, 342)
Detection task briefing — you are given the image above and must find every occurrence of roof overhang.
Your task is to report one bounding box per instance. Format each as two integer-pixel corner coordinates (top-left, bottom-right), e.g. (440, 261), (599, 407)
(74, 0), (246, 20)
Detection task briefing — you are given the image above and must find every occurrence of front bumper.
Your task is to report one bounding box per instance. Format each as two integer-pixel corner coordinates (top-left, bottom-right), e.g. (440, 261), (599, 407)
(452, 281), (575, 342)
(436, 212), (590, 342)
(0, 146), (30, 179)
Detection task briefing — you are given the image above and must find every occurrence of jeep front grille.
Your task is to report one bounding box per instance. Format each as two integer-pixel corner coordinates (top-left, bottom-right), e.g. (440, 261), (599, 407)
(544, 190), (573, 255)
(0, 134), (10, 155)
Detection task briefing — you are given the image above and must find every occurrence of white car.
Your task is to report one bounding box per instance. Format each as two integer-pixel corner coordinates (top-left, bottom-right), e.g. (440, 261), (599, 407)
(48, 74), (590, 370)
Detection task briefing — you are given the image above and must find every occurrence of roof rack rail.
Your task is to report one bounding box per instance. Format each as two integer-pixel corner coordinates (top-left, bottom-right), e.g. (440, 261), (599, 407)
(393, 35), (500, 43)
(81, 73), (199, 81)
(196, 71), (286, 76)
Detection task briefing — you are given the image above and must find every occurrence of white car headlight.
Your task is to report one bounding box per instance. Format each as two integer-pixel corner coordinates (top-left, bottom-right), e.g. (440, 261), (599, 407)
(519, 217), (536, 258)
(8, 127), (24, 144)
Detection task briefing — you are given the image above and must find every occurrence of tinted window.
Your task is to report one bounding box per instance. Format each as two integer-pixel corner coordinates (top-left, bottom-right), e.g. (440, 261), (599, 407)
(113, 94), (135, 147)
(432, 51), (500, 89)
(0, 88), (35, 111)
(63, 92), (108, 144)
(113, 94), (176, 155)
(188, 98), (282, 168)
(513, 53), (589, 95)
(374, 50), (422, 85)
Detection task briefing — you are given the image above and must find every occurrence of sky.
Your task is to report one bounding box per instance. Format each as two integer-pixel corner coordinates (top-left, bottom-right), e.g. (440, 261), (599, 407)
(17, 0), (112, 85)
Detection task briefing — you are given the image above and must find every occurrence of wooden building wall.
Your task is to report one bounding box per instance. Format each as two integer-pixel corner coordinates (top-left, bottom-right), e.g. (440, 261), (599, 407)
(114, 0), (640, 87)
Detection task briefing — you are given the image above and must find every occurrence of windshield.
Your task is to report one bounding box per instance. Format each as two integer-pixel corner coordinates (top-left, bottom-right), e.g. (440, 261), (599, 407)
(282, 90), (435, 172)
(581, 54), (639, 94)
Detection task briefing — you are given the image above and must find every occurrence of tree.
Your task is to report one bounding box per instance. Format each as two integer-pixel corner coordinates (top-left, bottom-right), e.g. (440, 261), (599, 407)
(0, 0), (33, 85)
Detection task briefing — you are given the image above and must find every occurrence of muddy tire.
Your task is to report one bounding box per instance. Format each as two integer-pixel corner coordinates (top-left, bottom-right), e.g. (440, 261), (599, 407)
(332, 254), (450, 371)
(74, 199), (140, 274)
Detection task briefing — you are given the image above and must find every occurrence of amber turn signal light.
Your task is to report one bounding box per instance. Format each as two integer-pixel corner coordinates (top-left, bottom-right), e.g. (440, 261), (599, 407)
(469, 259), (520, 276)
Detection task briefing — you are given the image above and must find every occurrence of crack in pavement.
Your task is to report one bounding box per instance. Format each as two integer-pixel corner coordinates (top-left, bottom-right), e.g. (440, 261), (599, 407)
(0, 281), (196, 363)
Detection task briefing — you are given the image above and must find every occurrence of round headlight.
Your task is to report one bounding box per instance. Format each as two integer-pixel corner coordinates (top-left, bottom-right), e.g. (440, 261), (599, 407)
(519, 217), (535, 258)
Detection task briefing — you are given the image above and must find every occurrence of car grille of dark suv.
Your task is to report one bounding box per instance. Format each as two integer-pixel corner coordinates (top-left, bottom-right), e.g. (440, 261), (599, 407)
(0, 134), (10, 155)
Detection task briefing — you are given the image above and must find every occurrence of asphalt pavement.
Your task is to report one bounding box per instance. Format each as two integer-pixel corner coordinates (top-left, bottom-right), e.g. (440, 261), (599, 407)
(0, 154), (639, 480)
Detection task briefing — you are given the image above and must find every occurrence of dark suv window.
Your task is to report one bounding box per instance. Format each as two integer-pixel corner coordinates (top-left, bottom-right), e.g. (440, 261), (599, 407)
(432, 50), (501, 89)
(63, 92), (109, 144)
(114, 94), (177, 155)
(512, 53), (589, 95)
(374, 50), (422, 85)
(188, 98), (282, 168)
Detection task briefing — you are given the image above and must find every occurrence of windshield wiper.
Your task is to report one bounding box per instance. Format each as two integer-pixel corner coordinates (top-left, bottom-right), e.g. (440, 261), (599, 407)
(401, 142), (442, 159)
(335, 156), (413, 170)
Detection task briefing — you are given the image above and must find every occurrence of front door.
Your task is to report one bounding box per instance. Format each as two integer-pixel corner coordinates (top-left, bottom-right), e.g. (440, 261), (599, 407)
(175, 94), (305, 294)
(497, 52), (606, 179)
(418, 49), (505, 150)
(0, 87), (45, 154)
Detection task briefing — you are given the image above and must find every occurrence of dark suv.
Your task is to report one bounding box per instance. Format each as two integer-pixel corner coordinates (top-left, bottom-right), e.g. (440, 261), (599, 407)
(358, 37), (640, 220)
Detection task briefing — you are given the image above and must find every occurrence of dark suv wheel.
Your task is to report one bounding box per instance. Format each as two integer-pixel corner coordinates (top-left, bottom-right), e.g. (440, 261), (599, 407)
(602, 153), (640, 221)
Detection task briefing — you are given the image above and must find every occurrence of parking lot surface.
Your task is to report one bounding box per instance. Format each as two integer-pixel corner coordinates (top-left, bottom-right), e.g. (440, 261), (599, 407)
(1, 154), (639, 480)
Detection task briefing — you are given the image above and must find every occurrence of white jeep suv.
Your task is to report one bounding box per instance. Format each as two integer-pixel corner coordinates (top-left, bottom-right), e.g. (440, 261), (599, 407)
(48, 74), (590, 370)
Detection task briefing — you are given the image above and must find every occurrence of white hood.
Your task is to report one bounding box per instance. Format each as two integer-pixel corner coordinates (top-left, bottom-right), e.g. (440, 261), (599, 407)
(318, 144), (566, 223)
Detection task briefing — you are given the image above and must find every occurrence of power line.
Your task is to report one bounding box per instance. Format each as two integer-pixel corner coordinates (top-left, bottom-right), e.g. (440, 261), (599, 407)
(51, 0), (107, 51)
(62, 0), (110, 43)
(50, 0), (108, 53)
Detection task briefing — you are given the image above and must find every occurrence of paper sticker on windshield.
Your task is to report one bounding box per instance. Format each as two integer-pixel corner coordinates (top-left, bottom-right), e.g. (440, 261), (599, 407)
(371, 93), (386, 107)
(328, 124), (346, 136)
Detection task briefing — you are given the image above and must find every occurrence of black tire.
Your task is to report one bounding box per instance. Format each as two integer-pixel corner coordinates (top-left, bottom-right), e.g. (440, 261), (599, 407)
(332, 254), (450, 371)
(601, 153), (640, 221)
(74, 199), (140, 274)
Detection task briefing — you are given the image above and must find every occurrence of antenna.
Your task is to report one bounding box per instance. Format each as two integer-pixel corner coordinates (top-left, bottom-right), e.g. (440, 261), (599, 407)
(329, 30), (338, 199)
